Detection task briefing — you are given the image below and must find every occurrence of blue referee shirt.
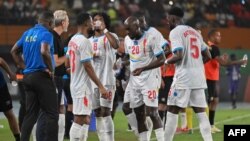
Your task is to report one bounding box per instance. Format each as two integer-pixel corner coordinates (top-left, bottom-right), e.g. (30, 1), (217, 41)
(17, 24), (55, 74)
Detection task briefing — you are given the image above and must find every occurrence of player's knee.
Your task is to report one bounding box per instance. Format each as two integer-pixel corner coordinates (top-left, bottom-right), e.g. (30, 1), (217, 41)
(146, 110), (159, 119)
(83, 116), (91, 125)
(94, 108), (102, 117)
(102, 109), (111, 117)
(122, 103), (132, 115)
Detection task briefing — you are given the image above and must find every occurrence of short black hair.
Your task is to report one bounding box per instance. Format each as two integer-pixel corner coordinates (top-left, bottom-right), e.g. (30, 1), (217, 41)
(76, 12), (91, 26)
(208, 28), (219, 38)
(169, 7), (184, 18)
(133, 11), (145, 19)
(92, 12), (111, 30)
(38, 11), (54, 23)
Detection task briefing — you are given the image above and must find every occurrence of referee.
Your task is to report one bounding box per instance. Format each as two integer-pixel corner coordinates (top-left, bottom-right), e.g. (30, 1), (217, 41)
(11, 11), (58, 141)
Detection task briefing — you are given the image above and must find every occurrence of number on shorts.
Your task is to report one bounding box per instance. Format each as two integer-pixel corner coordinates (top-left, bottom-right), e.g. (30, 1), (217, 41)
(148, 90), (156, 100)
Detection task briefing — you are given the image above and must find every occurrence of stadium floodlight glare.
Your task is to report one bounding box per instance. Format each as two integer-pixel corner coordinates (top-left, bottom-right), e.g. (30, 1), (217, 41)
(110, 0), (115, 2)
(153, 0), (157, 2)
(169, 0), (173, 5)
(242, 0), (245, 5)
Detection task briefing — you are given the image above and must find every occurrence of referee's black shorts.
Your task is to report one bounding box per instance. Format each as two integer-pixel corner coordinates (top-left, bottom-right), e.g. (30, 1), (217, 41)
(206, 79), (218, 103)
(0, 84), (13, 112)
(158, 76), (173, 104)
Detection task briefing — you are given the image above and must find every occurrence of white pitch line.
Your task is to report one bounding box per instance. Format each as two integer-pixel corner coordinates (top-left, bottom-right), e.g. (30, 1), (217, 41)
(150, 113), (250, 141)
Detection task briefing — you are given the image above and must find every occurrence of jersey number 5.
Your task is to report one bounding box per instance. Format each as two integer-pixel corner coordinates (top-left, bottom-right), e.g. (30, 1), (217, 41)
(190, 38), (199, 59)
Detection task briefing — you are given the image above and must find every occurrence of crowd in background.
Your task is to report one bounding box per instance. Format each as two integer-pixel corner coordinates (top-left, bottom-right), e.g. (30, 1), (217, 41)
(0, 0), (250, 27)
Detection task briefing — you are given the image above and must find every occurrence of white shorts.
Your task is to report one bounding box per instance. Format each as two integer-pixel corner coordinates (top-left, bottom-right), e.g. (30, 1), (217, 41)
(167, 88), (207, 108)
(92, 85), (115, 110)
(129, 87), (159, 108)
(123, 82), (131, 103)
(72, 95), (92, 116)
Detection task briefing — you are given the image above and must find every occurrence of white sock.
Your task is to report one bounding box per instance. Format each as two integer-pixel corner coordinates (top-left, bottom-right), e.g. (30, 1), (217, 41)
(197, 112), (213, 141)
(79, 124), (89, 141)
(146, 116), (153, 140)
(70, 122), (81, 141)
(180, 112), (187, 129)
(155, 128), (164, 141)
(32, 123), (37, 141)
(139, 131), (149, 141)
(96, 117), (106, 141)
(164, 112), (178, 141)
(126, 112), (138, 131)
(58, 114), (65, 141)
(103, 116), (114, 141)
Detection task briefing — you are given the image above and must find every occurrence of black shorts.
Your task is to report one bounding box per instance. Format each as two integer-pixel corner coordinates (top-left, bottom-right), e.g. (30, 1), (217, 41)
(158, 76), (173, 104)
(63, 78), (73, 105)
(206, 79), (218, 103)
(0, 84), (13, 112)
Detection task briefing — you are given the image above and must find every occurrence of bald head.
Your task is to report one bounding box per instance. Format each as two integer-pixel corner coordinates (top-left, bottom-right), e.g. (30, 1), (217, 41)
(124, 16), (139, 27)
(124, 16), (142, 39)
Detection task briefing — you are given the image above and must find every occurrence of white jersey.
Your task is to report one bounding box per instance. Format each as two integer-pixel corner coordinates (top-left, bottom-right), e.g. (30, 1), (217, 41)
(67, 33), (93, 98)
(146, 27), (168, 49)
(146, 27), (169, 88)
(89, 33), (118, 88)
(170, 25), (207, 89)
(124, 31), (164, 88)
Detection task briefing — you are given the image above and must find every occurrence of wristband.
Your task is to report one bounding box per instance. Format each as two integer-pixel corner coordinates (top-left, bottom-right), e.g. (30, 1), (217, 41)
(165, 59), (169, 64)
(103, 28), (108, 34)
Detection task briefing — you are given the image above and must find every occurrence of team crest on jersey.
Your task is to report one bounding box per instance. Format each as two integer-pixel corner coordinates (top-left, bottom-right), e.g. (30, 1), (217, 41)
(133, 40), (138, 45)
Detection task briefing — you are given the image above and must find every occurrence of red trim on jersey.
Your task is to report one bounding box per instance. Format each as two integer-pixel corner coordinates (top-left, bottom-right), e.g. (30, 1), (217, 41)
(103, 36), (107, 51)
(143, 38), (147, 54)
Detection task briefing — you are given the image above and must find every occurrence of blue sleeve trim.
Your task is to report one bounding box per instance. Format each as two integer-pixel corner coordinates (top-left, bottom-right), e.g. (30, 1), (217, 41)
(201, 47), (207, 52)
(80, 57), (93, 63)
(161, 42), (168, 49)
(154, 50), (164, 57)
(130, 59), (140, 62)
(172, 47), (183, 53)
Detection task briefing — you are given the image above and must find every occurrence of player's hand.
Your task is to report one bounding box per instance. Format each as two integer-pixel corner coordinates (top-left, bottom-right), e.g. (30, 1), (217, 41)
(132, 68), (144, 76)
(99, 86), (108, 99)
(242, 59), (248, 66)
(8, 72), (17, 82)
(221, 53), (229, 61)
(45, 69), (54, 79)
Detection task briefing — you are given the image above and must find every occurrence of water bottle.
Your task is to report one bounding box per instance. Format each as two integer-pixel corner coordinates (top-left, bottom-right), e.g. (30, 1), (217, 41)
(241, 54), (248, 68)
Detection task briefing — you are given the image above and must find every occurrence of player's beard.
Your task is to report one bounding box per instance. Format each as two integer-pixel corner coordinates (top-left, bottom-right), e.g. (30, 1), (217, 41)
(95, 28), (101, 32)
(87, 28), (95, 37)
(169, 24), (176, 30)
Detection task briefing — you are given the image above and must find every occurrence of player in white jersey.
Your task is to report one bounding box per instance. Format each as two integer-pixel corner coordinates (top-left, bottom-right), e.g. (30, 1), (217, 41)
(124, 16), (165, 141)
(122, 14), (168, 141)
(88, 12), (119, 141)
(163, 7), (213, 141)
(67, 12), (108, 141)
